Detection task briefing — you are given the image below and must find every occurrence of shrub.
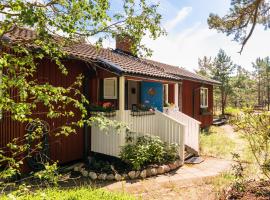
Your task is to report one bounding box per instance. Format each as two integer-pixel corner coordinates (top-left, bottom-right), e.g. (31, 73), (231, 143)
(120, 135), (178, 170)
(233, 111), (270, 179)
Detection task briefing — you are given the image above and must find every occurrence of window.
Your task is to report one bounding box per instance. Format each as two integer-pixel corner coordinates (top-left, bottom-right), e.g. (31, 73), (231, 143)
(200, 87), (208, 108)
(103, 77), (118, 99)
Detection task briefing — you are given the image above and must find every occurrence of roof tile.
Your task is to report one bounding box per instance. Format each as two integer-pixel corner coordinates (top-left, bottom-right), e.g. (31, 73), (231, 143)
(3, 28), (219, 84)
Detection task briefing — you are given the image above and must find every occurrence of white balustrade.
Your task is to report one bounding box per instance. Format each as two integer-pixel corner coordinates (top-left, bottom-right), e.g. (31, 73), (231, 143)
(164, 109), (201, 153)
(91, 110), (186, 163)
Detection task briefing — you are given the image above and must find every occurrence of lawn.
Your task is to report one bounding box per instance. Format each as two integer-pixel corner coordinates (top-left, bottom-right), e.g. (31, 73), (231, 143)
(200, 126), (236, 159)
(1, 187), (135, 200)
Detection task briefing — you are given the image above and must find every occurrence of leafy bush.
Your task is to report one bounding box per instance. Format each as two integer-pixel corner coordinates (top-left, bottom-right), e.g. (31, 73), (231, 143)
(120, 135), (178, 170)
(233, 111), (270, 179)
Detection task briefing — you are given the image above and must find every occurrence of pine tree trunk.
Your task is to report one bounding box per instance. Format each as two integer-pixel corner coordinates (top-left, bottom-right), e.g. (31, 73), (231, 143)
(221, 89), (225, 116)
(258, 76), (261, 105)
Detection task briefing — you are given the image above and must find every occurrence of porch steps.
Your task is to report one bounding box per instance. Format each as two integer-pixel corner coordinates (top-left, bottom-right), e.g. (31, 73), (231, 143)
(184, 144), (204, 164)
(185, 144), (199, 157)
(185, 156), (204, 164)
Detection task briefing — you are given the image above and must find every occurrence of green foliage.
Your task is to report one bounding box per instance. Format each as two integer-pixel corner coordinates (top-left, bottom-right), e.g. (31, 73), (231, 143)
(33, 163), (59, 185)
(1, 187), (135, 200)
(197, 49), (236, 115)
(229, 66), (257, 108)
(233, 111), (270, 179)
(224, 107), (241, 117)
(120, 135), (178, 170)
(196, 56), (213, 78)
(208, 0), (267, 53)
(213, 49), (236, 115)
(0, 0), (164, 191)
(252, 57), (270, 110)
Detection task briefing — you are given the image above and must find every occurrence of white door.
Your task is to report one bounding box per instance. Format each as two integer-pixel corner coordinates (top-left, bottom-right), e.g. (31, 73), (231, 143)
(128, 80), (140, 109)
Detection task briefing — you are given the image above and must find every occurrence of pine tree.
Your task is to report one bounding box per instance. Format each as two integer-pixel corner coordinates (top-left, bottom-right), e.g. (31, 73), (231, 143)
(208, 0), (269, 53)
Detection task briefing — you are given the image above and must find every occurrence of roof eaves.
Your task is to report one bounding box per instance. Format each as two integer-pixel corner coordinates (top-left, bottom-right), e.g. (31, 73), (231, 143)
(96, 57), (123, 75)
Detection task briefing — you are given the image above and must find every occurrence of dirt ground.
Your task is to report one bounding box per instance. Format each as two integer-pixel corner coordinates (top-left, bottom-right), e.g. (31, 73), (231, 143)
(104, 157), (232, 200)
(103, 125), (238, 200)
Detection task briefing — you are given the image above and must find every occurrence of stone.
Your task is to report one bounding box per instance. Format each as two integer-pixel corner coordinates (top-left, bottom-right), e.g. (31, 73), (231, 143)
(157, 166), (165, 174)
(81, 170), (88, 177)
(169, 163), (177, 170)
(89, 172), (97, 180)
(79, 167), (85, 172)
(140, 170), (147, 178)
(128, 171), (136, 179)
(122, 173), (128, 180)
(146, 168), (152, 177)
(98, 173), (107, 180)
(135, 171), (140, 178)
(115, 174), (122, 181)
(164, 165), (170, 172)
(71, 162), (84, 172)
(150, 168), (157, 176)
(106, 174), (115, 181)
(175, 160), (182, 167)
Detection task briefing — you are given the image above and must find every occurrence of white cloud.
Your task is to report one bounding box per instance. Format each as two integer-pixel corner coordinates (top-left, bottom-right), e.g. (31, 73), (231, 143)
(165, 7), (192, 31)
(142, 24), (270, 72)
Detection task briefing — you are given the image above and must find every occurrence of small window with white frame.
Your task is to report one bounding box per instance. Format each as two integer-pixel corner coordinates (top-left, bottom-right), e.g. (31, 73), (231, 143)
(200, 87), (208, 108)
(103, 77), (118, 99)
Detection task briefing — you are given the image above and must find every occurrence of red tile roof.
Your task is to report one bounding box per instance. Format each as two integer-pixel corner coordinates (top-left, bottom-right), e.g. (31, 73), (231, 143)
(3, 27), (219, 84)
(143, 59), (220, 84)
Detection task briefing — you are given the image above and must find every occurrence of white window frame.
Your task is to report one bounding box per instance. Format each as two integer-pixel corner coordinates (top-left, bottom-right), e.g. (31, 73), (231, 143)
(200, 87), (208, 108)
(103, 77), (118, 99)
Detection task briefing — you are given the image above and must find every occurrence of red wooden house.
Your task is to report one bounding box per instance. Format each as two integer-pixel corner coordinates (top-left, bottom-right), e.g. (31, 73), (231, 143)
(0, 28), (219, 170)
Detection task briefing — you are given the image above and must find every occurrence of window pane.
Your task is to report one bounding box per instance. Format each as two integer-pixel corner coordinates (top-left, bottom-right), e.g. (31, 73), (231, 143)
(104, 78), (117, 99)
(200, 88), (208, 108)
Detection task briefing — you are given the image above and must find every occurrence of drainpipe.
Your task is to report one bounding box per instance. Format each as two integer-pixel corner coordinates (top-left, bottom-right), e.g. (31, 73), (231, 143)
(83, 72), (90, 162)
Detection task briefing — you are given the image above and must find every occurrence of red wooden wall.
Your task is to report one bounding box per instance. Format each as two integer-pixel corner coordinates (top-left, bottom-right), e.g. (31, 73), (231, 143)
(168, 84), (175, 104)
(0, 59), (92, 171)
(182, 80), (213, 128)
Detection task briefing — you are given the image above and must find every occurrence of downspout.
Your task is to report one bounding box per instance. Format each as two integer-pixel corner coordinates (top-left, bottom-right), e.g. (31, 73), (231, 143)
(83, 72), (90, 162)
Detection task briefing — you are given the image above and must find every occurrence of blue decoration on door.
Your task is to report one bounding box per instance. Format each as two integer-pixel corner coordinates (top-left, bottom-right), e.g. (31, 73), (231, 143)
(141, 82), (163, 111)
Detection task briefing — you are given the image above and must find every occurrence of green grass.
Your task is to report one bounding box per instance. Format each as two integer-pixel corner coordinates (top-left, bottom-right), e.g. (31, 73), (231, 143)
(200, 126), (236, 159)
(1, 187), (135, 200)
(205, 172), (235, 196)
(224, 107), (241, 116)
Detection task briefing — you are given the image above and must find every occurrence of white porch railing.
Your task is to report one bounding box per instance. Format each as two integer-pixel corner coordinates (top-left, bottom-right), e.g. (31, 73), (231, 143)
(91, 110), (186, 163)
(163, 109), (201, 154)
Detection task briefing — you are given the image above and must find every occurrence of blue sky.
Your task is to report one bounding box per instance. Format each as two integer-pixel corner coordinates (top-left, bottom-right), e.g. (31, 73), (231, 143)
(2, 0), (266, 72)
(104, 0), (270, 72)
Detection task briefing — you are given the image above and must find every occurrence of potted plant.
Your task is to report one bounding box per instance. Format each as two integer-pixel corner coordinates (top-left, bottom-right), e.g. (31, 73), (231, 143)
(102, 102), (116, 117)
(89, 102), (116, 117)
(131, 104), (155, 116)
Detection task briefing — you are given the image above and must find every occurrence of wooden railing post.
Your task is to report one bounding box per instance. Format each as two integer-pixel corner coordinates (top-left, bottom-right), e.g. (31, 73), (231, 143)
(119, 76), (125, 119)
(179, 124), (186, 165)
